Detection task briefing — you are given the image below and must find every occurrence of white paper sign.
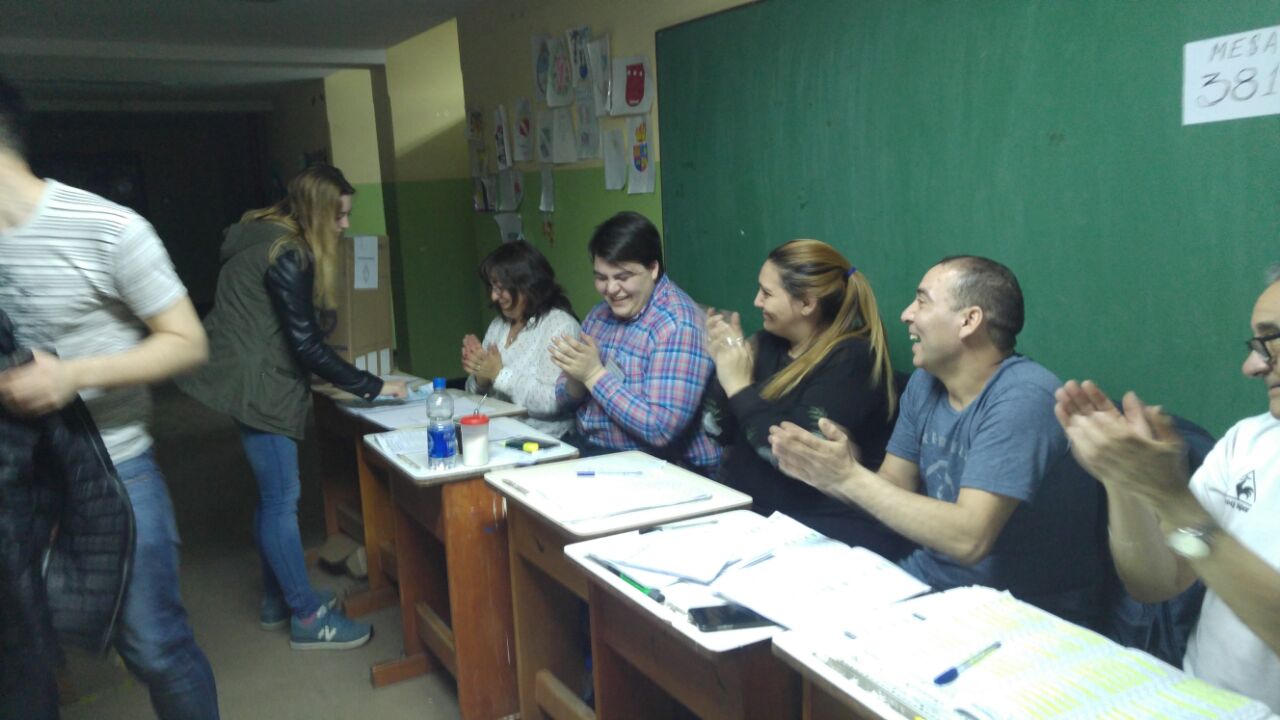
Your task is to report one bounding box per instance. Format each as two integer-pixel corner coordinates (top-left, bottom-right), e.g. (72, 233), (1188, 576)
(546, 36), (574, 107)
(551, 107), (577, 164)
(603, 129), (626, 190)
(588, 36), (612, 116)
(566, 26), (592, 87)
(1183, 25), (1280, 125)
(353, 236), (379, 289)
(496, 168), (524, 212)
(493, 105), (512, 170)
(536, 110), (554, 163)
(626, 114), (655, 194)
(575, 87), (600, 159)
(610, 55), (654, 116)
(531, 35), (551, 99)
(495, 213), (524, 243)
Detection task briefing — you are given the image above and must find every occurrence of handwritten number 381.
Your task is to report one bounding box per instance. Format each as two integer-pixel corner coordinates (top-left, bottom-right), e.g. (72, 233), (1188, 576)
(1198, 66), (1280, 107)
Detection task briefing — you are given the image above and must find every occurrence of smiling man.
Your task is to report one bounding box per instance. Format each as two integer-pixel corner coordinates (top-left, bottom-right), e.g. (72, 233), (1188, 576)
(1054, 266), (1280, 711)
(550, 211), (719, 475)
(769, 255), (1103, 626)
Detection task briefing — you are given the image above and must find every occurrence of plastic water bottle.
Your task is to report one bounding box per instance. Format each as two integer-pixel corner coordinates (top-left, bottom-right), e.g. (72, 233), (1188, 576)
(426, 377), (457, 470)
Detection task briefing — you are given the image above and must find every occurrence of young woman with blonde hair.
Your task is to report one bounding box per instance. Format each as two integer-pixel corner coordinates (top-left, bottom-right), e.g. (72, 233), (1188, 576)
(179, 165), (405, 649)
(703, 239), (906, 557)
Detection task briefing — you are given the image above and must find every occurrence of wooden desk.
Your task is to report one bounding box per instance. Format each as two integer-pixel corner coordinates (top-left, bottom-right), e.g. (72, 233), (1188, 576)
(485, 454), (752, 720)
(311, 383), (524, 617)
(565, 511), (801, 720)
(770, 633), (906, 720)
(363, 425), (576, 719)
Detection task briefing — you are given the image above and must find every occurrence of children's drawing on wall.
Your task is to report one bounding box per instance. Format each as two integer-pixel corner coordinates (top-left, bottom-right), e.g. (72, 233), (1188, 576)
(513, 97), (534, 162)
(468, 140), (486, 178)
(530, 35), (551, 100)
(546, 36), (574, 107)
(566, 26), (592, 87)
(536, 110), (553, 163)
(493, 105), (512, 170)
(539, 165), (554, 213)
(496, 168), (523, 212)
(574, 87), (599, 160)
(495, 213), (524, 243)
(627, 114), (655, 195)
(610, 56), (654, 116)
(587, 35), (611, 116)
(603, 128), (626, 190)
(466, 107), (485, 141)
(551, 107), (576, 164)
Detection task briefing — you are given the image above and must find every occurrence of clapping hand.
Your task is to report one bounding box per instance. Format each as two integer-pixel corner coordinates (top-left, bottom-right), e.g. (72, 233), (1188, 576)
(768, 418), (863, 495)
(550, 333), (605, 390)
(464, 344), (504, 386)
(705, 308), (754, 396)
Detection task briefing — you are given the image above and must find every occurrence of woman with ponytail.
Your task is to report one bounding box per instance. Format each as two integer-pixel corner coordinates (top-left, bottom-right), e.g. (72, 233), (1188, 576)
(703, 239), (907, 558)
(179, 165), (404, 650)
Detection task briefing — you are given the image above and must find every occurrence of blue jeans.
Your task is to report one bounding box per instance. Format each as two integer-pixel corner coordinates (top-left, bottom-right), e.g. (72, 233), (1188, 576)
(115, 450), (219, 720)
(237, 425), (320, 618)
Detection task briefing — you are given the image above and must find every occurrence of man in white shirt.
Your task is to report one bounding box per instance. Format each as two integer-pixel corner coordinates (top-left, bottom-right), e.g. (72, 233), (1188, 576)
(1055, 265), (1280, 712)
(0, 76), (218, 718)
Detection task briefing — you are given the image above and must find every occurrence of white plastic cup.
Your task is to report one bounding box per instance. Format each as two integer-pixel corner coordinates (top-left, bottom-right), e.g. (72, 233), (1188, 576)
(459, 414), (490, 466)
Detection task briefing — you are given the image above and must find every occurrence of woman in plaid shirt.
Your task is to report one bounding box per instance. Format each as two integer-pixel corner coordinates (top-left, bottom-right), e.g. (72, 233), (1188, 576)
(550, 212), (720, 476)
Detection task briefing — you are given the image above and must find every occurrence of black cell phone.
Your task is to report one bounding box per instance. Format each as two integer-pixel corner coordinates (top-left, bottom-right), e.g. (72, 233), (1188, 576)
(687, 604), (774, 632)
(503, 436), (561, 451)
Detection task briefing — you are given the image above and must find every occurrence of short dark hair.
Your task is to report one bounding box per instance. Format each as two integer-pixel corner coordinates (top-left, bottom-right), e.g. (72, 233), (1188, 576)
(479, 240), (576, 323)
(587, 211), (664, 277)
(0, 75), (28, 158)
(937, 255), (1025, 353)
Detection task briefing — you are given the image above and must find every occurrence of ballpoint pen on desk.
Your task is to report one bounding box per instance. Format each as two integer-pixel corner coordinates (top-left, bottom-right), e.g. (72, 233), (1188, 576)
(473, 393), (488, 415)
(933, 641), (1002, 685)
(576, 470), (644, 477)
(638, 518), (719, 534)
(588, 555), (665, 604)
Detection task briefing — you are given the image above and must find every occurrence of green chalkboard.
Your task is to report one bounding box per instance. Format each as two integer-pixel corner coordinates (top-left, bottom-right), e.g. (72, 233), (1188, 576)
(657, 0), (1280, 435)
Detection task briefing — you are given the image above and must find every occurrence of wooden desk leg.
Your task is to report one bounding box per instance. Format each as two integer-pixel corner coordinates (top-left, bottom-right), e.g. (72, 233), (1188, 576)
(443, 477), (518, 720)
(510, 510), (593, 720)
(346, 442), (399, 618)
(370, 497), (447, 688)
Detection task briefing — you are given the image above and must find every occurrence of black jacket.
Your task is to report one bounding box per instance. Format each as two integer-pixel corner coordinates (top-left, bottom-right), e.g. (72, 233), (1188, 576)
(0, 310), (134, 712)
(178, 221), (382, 439)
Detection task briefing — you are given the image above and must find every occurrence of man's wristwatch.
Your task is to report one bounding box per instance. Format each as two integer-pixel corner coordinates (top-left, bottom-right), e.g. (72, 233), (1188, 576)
(1166, 521), (1220, 560)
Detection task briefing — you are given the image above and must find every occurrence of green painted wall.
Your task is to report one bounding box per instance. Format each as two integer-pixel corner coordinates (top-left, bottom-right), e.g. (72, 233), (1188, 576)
(658, 0), (1279, 435)
(347, 182), (388, 236)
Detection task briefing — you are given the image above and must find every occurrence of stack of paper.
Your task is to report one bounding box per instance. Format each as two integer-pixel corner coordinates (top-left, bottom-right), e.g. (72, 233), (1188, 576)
(815, 586), (1272, 720)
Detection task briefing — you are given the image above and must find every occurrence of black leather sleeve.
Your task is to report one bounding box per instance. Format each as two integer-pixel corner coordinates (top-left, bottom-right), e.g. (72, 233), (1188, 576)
(264, 249), (383, 401)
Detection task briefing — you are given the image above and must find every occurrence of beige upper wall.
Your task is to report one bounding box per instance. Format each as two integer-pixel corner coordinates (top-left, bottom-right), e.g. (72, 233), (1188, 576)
(264, 80), (331, 185)
(385, 18), (469, 182)
(324, 69), (382, 185)
(456, 0), (755, 170)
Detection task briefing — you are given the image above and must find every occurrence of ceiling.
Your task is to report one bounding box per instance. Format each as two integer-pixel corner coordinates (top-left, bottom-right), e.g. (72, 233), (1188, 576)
(0, 0), (477, 107)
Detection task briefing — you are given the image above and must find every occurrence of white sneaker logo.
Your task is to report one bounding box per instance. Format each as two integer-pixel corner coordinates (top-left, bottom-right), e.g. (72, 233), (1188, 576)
(319, 626), (337, 641)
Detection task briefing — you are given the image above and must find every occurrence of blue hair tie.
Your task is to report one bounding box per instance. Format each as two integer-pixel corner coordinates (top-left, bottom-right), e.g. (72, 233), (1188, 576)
(846, 265), (858, 278)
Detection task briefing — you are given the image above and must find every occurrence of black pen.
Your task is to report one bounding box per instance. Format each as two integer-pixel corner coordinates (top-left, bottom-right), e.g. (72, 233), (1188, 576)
(589, 555), (665, 603)
(638, 519), (718, 534)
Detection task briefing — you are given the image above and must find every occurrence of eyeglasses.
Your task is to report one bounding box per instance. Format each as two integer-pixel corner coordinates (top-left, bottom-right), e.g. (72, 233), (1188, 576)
(1245, 330), (1280, 365)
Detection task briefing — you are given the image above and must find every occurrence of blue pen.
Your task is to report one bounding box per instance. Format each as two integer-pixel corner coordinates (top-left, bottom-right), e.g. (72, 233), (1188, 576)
(933, 641), (1001, 685)
(576, 470), (644, 477)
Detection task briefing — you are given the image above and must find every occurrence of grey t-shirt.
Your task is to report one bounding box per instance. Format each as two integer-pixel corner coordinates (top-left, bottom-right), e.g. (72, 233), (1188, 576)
(887, 356), (1103, 626)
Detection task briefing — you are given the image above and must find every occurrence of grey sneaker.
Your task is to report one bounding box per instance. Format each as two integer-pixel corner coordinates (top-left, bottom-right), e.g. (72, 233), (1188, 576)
(260, 589), (339, 630)
(290, 605), (372, 650)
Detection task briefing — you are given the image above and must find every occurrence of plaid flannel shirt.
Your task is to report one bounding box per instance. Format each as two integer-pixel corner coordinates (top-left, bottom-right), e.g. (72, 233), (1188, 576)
(556, 275), (720, 473)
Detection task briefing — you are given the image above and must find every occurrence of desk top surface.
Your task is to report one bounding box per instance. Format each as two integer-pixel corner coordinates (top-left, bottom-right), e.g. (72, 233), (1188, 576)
(565, 510), (782, 657)
(363, 417), (574, 485)
(485, 451), (751, 538)
(321, 378), (526, 430)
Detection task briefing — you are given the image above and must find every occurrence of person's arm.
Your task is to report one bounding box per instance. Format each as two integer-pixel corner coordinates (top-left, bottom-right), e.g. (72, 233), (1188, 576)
(492, 311), (581, 416)
(586, 319), (712, 447)
(1057, 381), (1280, 655)
(265, 249), (383, 401)
(0, 297), (207, 416)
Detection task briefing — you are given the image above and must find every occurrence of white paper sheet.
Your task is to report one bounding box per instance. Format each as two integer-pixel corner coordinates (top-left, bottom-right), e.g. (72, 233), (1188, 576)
(574, 87), (599, 159)
(495, 212), (523, 243)
(566, 25), (592, 87)
(493, 105), (512, 170)
(610, 55), (654, 116)
(545, 36), (573, 107)
(603, 129), (626, 190)
(530, 34), (551, 99)
(512, 97), (533, 162)
(353, 236), (378, 289)
(496, 168), (523, 211)
(535, 110), (553, 163)
(539, 165), (554, 212)
(587, 35), (612, 116)
(626, 114), (655, 194)
(551, 107), (576, 163)
(1183, 25), (1280, 125)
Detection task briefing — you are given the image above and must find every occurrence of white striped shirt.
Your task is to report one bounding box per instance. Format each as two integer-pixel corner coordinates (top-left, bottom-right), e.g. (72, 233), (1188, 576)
(0, 180), (187, 463)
